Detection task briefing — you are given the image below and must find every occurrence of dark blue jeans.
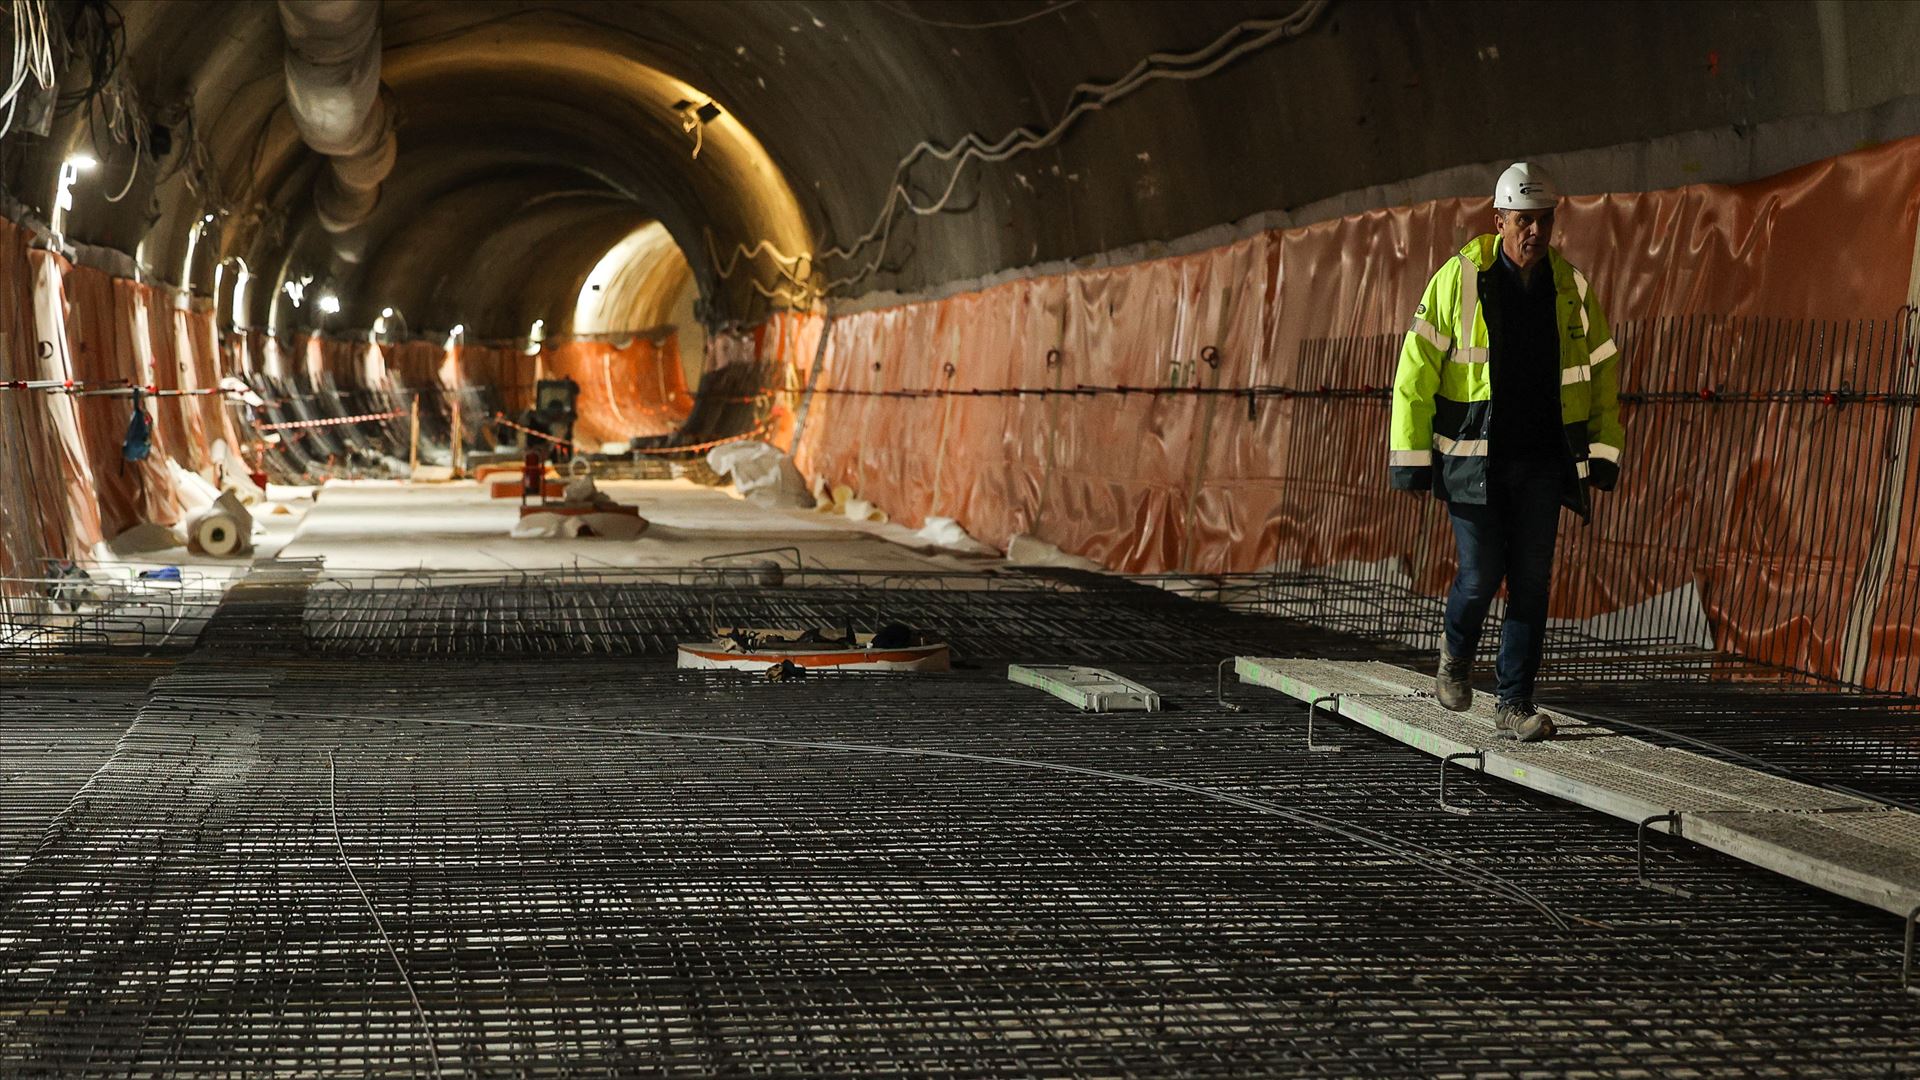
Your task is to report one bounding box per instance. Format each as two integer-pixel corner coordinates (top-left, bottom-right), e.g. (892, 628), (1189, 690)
(1444, 457), (1564, 705)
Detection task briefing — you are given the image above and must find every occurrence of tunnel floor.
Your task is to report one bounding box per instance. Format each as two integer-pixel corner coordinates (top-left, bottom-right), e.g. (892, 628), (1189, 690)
(3, 550), (1917, 1077)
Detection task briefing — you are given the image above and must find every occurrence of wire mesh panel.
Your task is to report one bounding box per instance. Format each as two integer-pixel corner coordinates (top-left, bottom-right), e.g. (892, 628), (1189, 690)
(300, 570), (1342, 665)
(4, 646), (1920, 1075)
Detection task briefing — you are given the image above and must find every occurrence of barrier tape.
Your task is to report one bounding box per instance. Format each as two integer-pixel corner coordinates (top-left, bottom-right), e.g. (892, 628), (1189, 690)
(489, 412), (773, 456)
(491, 412), (573, 448)
(632, 421), (774, 456)
(255, 408), (409, 431)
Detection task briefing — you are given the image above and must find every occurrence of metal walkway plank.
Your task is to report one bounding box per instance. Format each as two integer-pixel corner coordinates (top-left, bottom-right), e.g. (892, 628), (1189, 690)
(1685, 810), (1920, 916)
(1235, 656), (1920, 919)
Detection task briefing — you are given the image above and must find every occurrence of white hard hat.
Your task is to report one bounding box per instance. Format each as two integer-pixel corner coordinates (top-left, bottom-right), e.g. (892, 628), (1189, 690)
(1494, 162), (1559, 210)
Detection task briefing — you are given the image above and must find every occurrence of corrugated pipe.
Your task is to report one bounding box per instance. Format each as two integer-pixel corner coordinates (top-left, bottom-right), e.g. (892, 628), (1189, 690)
(278, 0), (395, 237)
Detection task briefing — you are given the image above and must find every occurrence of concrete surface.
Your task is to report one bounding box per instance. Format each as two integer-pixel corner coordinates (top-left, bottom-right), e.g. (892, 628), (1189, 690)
(274, 478), (1000, 573)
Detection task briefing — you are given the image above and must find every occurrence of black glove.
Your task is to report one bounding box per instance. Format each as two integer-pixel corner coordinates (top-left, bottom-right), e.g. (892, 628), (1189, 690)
(1389, 465), (1432, 494)
(1588, 459), (1619, 492)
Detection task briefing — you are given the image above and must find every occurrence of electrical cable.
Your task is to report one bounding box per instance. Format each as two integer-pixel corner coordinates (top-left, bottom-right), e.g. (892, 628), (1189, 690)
(326, 750), (445, 1080)
(0, 0), (58, 141)
(378, 3), (1326, 306)
(873, 0), (1080, 31)
(102, 79), (141, 201)
(709, 0), (1331, 300)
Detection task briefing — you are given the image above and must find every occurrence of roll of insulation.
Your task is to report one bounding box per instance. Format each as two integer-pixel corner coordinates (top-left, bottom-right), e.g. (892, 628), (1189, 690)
(194, 512), (244, 557)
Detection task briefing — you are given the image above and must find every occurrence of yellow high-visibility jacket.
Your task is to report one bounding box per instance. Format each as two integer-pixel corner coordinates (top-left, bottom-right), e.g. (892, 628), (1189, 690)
(1388, 234), (1624, 519)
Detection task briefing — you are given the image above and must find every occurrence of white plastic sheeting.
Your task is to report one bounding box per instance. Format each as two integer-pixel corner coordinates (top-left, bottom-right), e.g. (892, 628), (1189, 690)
(708, 440), (813, 509)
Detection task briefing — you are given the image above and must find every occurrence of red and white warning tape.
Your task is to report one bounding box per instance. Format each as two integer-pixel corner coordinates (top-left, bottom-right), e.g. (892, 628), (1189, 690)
(254, 408), (408, 431)
(491, 412), (572, 448)
(631, 421), (774, 456)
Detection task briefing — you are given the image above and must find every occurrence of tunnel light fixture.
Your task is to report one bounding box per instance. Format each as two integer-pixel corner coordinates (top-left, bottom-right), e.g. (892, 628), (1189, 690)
(672, 98), (723, 159)
(316, 293), (341, 315)
(52, 153), (98, 235)
(524, 317), (545, 356)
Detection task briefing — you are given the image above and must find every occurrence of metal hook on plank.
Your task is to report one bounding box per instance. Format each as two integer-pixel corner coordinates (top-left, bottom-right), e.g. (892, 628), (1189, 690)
(1904, 903), (1919, 995)
(1305, 694), (1344, 753)
(1213, 658), (1244, 712)
(1438, 751), (1483, 815)
(1635, 811), (1694, 898)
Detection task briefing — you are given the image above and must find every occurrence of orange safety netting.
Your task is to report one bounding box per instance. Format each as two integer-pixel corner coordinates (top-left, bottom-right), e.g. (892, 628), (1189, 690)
(796, 137), (1920, 694)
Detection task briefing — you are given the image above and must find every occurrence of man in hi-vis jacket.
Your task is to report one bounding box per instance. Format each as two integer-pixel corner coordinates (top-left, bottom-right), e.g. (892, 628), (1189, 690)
(1388, 162), (1625, 742)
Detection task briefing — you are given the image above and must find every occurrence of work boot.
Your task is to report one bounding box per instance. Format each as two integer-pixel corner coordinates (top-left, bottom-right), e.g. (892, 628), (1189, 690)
(1435, 649), (1473, 712)
(1493, 700), (1555, 742)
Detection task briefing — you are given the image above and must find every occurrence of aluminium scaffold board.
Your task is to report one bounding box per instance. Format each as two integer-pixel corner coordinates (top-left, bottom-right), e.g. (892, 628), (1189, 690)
(1006, 664), (1162, 712)
(1234, 657), (1920, 920)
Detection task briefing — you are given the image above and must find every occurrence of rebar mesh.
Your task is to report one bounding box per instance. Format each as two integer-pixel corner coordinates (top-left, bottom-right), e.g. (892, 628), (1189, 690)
(300, 570), (1294, 665)
(3, 575), (1919, 1076)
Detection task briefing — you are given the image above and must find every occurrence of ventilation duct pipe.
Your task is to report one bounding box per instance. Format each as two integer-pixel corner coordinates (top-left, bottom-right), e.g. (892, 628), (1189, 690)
(278, 0), (395, 238)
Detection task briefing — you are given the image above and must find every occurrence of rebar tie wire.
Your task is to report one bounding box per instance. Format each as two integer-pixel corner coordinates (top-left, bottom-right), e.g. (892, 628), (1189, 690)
(198, 699), (1574, 931)
(326, 749), (445, 1079)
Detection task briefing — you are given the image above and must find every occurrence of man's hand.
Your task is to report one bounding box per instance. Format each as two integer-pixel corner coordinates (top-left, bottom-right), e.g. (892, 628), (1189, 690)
(1588, 459), (1619, 491)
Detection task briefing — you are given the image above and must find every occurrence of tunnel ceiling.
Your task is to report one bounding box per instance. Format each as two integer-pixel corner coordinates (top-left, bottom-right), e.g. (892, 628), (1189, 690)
(6, 0), (1918, 339)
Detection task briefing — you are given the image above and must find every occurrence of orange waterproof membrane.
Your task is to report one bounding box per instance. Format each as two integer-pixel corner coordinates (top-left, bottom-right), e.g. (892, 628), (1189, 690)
(701, 311), (819, 451)
(539, 336), (693, 448)
(141, 286), (201, 475)
(797, 138), (1920, 693)
(0, 205), (710, 569)
(1860, 403), (1920, 691)
(25, 249), (107, 557)
(0, 221), (249, 568)
(180, 306), (243, 464)
(0, 219), (72, 574)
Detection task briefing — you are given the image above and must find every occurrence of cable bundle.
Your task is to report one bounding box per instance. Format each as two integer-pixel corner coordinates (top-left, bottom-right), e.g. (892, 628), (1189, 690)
(0, 0), (58, 140)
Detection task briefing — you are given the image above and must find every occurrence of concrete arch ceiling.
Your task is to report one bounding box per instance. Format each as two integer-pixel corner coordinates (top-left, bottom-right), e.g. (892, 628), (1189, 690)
(153, 0), (1362, 339)
(38, 1), (1910, 341)
(233, 15), (813, 339)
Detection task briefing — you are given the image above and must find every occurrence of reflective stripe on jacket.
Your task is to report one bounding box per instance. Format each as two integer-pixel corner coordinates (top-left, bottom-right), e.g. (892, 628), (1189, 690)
(1388, 234), (1624, 519)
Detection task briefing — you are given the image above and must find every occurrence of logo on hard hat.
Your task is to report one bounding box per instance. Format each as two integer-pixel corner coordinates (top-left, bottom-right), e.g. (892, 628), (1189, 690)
(1519, 183), (1544, 195)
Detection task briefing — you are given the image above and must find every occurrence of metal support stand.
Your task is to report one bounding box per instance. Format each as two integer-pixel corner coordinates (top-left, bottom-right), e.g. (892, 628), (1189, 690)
(1305, 694), (1343, 753)
(1904, 903), (1919, 995)
(1438, 751), (1483, 815)
(1214, 658), (1244, 713)
(1635, 812), (1694, 898)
